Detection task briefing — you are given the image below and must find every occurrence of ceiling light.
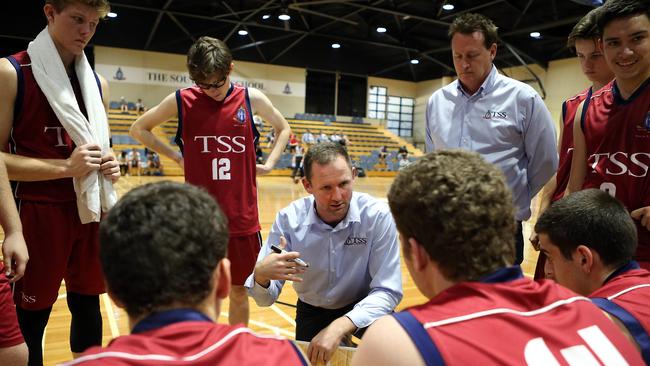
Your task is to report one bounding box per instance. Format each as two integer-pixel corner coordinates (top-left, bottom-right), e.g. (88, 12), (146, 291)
(376, 27), (387, 33)
(530, 31), (541, 38)
(442, 4), (454, 11)
(262, 14), (271, 20)
(107, 12), (117, 18)
(410, 59), (419, 64)
(238, 29), (248, 36)
(278, 9), (291, 21)
(331, 43), (341, 49)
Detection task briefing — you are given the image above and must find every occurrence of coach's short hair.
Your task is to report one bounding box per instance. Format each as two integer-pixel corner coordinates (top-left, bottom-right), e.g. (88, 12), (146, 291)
(535, 189), (637, 268)
(46, 0), (110, 18)
(597, 0), (650, 35)
(186, 36), (233, 84)
(567, 8), (602, 51)
(100, 181), (229, 318)
(448, 13), (499, 49)
(388, 150), (515, 281)
(303, 141), (352, 181)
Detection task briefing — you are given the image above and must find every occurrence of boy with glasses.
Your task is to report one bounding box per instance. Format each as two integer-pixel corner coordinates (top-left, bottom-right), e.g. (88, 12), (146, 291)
(131, 36), (291, 327)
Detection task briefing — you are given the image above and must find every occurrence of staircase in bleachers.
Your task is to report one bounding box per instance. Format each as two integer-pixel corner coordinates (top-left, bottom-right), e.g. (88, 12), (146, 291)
(108, 109), (421, 177)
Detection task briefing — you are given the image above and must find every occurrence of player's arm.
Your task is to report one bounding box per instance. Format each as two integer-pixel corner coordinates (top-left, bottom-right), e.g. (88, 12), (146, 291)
(248, 88), (290, 175)
(0, 155), (27, 282)
(566, 100), (587, 195)
(0, 59), (101, 181)
(130, 92), (182, 168)
(351, 315), (425, 366)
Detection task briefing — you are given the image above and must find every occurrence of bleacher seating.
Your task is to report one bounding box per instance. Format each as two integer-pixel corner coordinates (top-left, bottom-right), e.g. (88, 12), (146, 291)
(108, 108), (421, 177)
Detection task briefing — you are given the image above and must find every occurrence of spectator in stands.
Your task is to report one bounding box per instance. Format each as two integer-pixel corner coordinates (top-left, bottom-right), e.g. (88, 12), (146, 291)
(339, 131), (350, 147)
(317, 130), (329, 143)
(135, 98), (146, 115)
(301, 129), (315, 147)
(398, 146), (408, 159)
(150, 152), (162, 175)
(266, 129), (275, 149)
(378, 146), (389, 169)
(291, 144), (304, 184)
(127, 148), (141, 176)
(330, 131), (341, 143)
(118, 150), (128, 176)
(119, 96), (128, 113)
(253, 113), (264, 130)
(288, 133), (299, 153)
(398, 155), (410, 171)
(255, 141), (264, 165)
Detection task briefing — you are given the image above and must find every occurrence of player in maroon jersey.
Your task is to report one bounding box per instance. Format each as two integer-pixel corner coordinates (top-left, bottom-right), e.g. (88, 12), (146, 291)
(0, 1), (120, 364)
(130, 36), (290, 327)
(352, 151), (644, 366)
(531, 8), (614, 280)
(0, 156), (28, 366)
(568, 0), (650, 270)
(536, 189), (650, 363)
(64, 181), (307, 366)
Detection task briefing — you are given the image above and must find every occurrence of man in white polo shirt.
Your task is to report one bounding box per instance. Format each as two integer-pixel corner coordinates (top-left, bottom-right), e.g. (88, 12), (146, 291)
(425, 13), (558, 264)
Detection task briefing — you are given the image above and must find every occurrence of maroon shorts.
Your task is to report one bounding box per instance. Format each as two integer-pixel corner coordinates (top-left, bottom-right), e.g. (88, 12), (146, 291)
(13, 201), (105, 310)
(228, 233), (262, 286)
(0, 265), (24, 347)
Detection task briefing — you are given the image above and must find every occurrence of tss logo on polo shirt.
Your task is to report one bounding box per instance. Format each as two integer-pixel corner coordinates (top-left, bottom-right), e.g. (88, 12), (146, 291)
(345, 237), (368, 246)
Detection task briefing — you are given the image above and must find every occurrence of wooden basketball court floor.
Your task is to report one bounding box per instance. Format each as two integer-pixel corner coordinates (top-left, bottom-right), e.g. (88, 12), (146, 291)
(3, 175), (541, 365)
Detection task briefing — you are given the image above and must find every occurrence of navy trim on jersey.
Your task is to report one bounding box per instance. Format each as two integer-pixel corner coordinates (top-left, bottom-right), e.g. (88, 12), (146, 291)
(92, 71), (102, 100)
(603, 261), (640, 284)
(393, 312), (445, 366)
(479, 266), (523, 283)
(244, 88), (260, 144)
(591, 297), (650, 364)
(174, 90), (184, 153)
(561, 100), (567, 125)
(579, 87), (593, 132)
(288, 340), (309, 366)
(612, 77), (650, 105)
(6, 56), (23, 121)
(131, 309), (212, 334)
(225, 83), (234, 100)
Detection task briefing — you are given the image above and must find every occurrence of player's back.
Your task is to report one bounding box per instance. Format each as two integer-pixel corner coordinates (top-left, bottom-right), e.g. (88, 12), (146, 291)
(397, 268), (644, 365)
(60, 322), (306, 366)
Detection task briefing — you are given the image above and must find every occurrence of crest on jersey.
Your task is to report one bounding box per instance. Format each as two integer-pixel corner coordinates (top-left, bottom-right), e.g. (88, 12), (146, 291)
(235, 105), (247, 124)
(645, 111), (650, 132)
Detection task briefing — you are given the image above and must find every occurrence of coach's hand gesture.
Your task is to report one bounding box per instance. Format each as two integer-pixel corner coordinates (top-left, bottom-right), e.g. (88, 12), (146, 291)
(253, 236), (306, 287)
(308, 316), (356, 365)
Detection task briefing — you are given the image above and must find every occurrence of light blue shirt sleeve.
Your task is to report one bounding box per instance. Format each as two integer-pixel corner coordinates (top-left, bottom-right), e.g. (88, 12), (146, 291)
(244, 217), (286, 306)
(345, 210), (403, 329)
(425, 94), (435, 153)
(522, 93), (558, 198)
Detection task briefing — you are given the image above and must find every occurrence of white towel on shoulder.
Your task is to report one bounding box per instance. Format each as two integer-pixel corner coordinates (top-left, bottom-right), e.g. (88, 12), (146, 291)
(27, 27), (117, 223)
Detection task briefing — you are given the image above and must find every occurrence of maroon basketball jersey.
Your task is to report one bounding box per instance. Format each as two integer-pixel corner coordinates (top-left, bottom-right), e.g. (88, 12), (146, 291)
(591, 266), (650, 337)
(397, 268), (643, 365)
(6, 51), (89, 202)
(66, 322), (306, 365)
(552, 88), (591, 202)
(178, 85), (260, 236)
(582, 79), (650, 265)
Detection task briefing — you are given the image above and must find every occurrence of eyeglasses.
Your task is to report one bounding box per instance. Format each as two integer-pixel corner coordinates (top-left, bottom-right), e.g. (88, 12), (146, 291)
(196, 75), (228, 90)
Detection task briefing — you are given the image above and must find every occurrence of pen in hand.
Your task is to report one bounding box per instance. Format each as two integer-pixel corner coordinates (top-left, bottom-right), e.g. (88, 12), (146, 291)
(270, 244), (310, 267)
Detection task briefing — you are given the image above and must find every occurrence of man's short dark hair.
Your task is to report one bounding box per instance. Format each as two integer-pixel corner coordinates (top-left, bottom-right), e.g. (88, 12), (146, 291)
(187, 36), (233, 84)
(46, 0), (110, 18)
(387, 150), (515, 281)
(567, 8), (602, 50)
(303, 141), (352, 181)
(448, 13), (499, 49)
(535, 189), (637, 268)
(99, 181), (229, 318)
(597, 0), (650, 35)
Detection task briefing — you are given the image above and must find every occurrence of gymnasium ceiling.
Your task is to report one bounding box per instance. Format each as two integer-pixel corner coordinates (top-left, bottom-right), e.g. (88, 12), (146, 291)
(3, 0), (599, 81)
